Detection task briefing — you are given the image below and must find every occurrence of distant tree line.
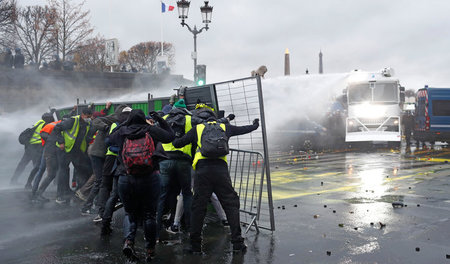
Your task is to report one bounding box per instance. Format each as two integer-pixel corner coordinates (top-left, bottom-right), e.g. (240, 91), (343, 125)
(0, 0), (174, 73)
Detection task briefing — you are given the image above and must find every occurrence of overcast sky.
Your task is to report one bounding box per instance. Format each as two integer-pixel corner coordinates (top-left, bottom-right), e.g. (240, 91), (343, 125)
(18, 0), (450, 90)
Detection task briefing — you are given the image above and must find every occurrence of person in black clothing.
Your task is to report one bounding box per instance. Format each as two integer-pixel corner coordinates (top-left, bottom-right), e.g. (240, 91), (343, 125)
(97, 107), (132, 233)
(172, 108), (259, 254)
(109, 109), (174, 262)
(1, 48), (13, 68)
(79, 102), (121, 215)
(402, 110), (415, 152)
(13, 48), (24, 69)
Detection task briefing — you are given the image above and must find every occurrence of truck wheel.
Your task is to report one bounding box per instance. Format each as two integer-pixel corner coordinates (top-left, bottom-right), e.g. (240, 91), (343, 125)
(388, 142), (400, 150)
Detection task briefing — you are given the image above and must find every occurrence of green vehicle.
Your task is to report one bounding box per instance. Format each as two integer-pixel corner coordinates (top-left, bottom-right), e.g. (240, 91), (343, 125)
(55, 85), (221, 119)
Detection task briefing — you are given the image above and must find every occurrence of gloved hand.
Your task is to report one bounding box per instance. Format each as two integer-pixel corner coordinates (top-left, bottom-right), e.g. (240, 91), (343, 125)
(103, 125), (110, 133)
(149, 111), (162, 122)
(253, 118), (260, 127)
(227, 114), (235, 121)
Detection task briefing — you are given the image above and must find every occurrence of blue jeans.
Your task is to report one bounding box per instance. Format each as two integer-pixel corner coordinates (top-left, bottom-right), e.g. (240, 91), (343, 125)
(118, 172), (160, 249)
(31, 153), (46, 196)
(157, 159), (192, 235)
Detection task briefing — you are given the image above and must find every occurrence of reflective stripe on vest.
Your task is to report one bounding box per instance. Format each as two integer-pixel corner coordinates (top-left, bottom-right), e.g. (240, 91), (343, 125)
(59, 115), (90, 153)
(29, 120), (46, 145)
(192, 121), (227, 170)
(162, 115), (193, 157)
(105, 122), (118, 156)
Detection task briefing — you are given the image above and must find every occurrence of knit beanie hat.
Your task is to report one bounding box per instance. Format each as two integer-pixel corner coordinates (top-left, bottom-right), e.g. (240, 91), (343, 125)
(174, 99), (186, 109)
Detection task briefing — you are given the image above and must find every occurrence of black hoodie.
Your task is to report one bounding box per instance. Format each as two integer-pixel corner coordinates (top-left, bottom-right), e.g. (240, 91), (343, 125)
(110, 109), (174, 174)
(88, 104), (128, 158)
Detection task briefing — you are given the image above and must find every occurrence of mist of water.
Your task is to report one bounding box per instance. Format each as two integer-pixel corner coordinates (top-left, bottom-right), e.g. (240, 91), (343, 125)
(0, 71), (350, 187)
(262, 73), (349, 133)
(0, 73), (182, 189)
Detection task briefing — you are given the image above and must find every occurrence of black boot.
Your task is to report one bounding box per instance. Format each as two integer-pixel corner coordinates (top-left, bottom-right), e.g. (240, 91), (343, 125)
(146, 248), (156, 262)
(233, 242), (247, 253)
(184, 242), (202, 255)
(122, 239), (138, 261)
(101, 224), (113, 236)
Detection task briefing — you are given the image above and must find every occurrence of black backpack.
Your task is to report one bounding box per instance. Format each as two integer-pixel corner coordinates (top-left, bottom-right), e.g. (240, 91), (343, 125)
(166, 114), (187, 138)
(199, 122), (229, 158)
(18, 122), (41, 145)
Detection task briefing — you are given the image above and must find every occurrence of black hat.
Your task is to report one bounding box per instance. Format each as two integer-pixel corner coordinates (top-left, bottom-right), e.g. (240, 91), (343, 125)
(42, 113), (55, 123)
(82, 108), (93, 115)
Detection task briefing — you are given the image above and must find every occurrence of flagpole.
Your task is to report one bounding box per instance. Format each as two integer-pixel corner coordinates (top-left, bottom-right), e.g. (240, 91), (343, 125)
(160, 1), (164, 56)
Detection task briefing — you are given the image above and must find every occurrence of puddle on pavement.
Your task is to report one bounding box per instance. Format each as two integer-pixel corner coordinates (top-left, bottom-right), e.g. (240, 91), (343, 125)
(376, 195), (405, 204)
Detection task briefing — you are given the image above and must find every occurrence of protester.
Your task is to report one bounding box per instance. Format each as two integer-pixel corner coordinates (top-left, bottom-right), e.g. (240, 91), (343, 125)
(162, 102), (234, 234)
(93, 106), (132, 229)
(79, 102), (115, 214)
(172, 107), (259, 254)
(157, 99), (194, 237)
(162, 94), (177, 115)
(10, 113), (54, 187)
(109, 109), (174, 262)
(30, 119), (62, 201)
(52, 108), (94, 204)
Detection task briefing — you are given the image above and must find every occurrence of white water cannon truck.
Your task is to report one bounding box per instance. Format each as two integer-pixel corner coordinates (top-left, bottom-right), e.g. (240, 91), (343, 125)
(344, 68), (405, 146)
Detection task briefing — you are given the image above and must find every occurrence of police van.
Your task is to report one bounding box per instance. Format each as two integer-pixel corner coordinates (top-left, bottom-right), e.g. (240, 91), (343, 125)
(414, 86), (450, 143)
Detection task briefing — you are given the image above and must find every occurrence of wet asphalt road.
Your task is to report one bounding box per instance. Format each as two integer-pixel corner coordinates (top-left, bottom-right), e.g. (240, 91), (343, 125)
(1, 147), (450, 264)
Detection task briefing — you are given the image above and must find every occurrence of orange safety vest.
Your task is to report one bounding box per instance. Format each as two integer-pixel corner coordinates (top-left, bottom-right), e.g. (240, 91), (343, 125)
(40, 120), (61, 146)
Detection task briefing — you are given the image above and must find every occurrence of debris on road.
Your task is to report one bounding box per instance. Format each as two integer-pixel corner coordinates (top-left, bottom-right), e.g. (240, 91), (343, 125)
(392, 201), (404, 208)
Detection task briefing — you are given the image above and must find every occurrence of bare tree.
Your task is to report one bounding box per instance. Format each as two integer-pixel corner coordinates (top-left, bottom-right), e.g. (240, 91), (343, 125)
(0, 0), (16, 49)
(48, 0), (93, 62)
(119, 41), (174, 73)
(72, 36), (107, 72)
(12, 5), (56, 65)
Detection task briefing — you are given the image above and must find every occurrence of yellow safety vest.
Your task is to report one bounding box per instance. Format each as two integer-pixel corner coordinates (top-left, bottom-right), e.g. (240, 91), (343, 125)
(192, 122), (227, 170)
(58, 115), (91, 153)
(29, 120), (46, 145)
(105, 122), (118, 156)
(162, 114), (192, 157)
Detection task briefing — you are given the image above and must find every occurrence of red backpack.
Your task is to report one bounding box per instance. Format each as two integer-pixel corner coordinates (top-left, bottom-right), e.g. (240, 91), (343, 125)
(122, 133), (155, 175)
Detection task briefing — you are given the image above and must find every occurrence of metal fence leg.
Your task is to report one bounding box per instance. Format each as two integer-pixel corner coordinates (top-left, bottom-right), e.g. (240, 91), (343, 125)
(245, 214), (260, 234)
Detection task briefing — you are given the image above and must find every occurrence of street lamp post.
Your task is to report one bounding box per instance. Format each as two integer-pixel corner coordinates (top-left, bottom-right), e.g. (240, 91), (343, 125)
(176, 0), (213, 82)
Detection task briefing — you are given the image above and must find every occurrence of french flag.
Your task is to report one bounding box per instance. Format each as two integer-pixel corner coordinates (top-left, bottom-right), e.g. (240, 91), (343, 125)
(161, 2), (174, 13)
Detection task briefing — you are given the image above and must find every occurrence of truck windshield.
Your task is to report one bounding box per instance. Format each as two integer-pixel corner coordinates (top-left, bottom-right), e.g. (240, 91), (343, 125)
(348, 84), (371, 104)
(348, 82), (398, 104)
(373, 83), (398, 102)
(432, 100), (450, 116)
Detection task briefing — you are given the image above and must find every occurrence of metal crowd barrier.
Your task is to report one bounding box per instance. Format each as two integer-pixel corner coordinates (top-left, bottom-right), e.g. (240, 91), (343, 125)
(228, 148), (266, 233)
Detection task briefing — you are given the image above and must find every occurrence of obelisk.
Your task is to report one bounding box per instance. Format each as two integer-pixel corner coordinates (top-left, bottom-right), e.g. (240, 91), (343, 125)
(319, 50), (323, 74)
(284, 48), (290, 76)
